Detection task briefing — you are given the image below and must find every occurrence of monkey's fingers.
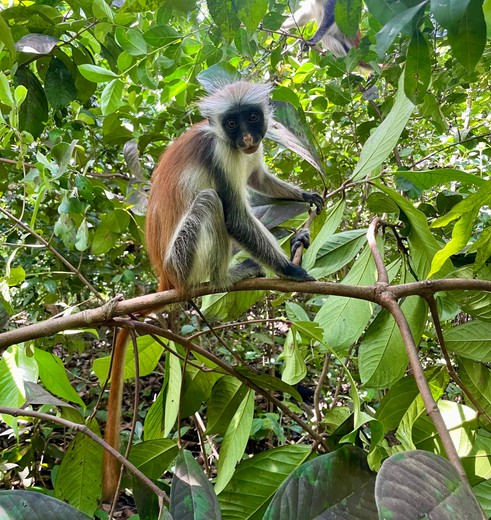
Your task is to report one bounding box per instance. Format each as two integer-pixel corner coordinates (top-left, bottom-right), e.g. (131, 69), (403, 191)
(290, 229), (311, 259)
(302, 192), (324, 214)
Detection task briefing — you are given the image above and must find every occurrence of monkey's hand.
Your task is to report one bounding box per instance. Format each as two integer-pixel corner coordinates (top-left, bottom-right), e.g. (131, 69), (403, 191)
(302, 192), (324, 214)
(282, 262), (316, 282)
(290, 229), (311, 259)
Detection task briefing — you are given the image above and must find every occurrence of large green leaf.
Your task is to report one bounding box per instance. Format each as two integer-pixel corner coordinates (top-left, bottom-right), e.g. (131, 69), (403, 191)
(128, 439), (178, 479)
(14, 67), (48, 138)
(0, 491), (91, 520)
(215, 389), (254, 493)
(359, 269), (428, 389)
(206, 377), (249, 435)
(396, 168), (486, 189)
(446, 0), (486, 73)
(218, 445), (312, 520)
(431, 0), (470, 30)
(34, 348), (85, 407)
(444, 320), (491, 362)
(351, 74), (414, 181)
(170, 450), (221, 520)
(404, 30), (431, 104)
(200, 290), (266, 321)
(263, 446), (377, 520)
(234, 0), (267, 33)
(375, 451), (484, 519)
(45, 57), (77, 110)
(315, 243), (377, 352)
(54, 420), (102, 517)
(457, 357), (491, 429)
(206, 0), (241, 42)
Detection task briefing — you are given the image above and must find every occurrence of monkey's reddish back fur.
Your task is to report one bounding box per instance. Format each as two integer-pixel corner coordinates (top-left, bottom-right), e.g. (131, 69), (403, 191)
(146, 123), (206, 292)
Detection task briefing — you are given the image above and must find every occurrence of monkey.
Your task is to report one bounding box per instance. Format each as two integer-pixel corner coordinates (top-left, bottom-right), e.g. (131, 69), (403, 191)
(282, 0), (361, 58)
(102, 80), (323, 501)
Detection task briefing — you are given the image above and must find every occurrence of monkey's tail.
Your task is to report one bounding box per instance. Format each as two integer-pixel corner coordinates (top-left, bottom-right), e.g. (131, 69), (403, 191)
(102, 327), (130, 502)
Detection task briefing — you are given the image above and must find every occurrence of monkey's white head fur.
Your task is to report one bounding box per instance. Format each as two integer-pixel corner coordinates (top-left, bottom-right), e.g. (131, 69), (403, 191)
(198, 81), (273, 123)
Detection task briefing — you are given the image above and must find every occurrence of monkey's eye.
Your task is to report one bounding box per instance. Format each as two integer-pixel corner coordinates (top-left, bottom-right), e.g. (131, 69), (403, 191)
(225, 118), (238, 130)
(249, 112), (260, 123)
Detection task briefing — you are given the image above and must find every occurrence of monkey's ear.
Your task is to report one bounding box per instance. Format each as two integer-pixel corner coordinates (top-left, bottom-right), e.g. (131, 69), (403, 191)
(197, 65), (242, 94)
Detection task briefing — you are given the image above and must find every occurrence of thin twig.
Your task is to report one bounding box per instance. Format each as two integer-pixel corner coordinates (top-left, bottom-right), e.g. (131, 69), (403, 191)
(314, 353), (330, 425)
(0, 406), (169, 503)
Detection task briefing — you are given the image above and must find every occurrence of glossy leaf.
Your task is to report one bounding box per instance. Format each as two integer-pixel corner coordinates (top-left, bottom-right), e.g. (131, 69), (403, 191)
(351, 74), (414, 181)
(215, 389), (254, 493)
(335, 0), (363, 38)
(14, 33), (59, 54)
(396, 168), (486, 189)
(206, 377), (249, 435)
(0, 491), (91, 520)
(128, 439), (178, 479)
(207, 0), (241, 42)
(263, 446), (377, 520)
(404, 30), (431, 104)
(200, 290), (266, 321)
(446, 0), (486, 73)
(14, 67), (48, 138)
(444, 321), (491, 362)
(375, 450), (484, 519)
(315, 243), (377, 352)
(45, 57), (77, 110)
(234, 0), (268, 33)
(170, 450), (221, 520)
(218, 445), (312, 519)
(431, 0), (470, 30)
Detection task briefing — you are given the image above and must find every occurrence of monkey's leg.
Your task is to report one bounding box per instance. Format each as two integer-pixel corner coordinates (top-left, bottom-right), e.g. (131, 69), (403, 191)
(167, 190), (265, 290)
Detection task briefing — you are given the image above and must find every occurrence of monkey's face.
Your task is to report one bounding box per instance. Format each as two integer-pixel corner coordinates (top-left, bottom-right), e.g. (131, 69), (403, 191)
(221, 104), (267, 154)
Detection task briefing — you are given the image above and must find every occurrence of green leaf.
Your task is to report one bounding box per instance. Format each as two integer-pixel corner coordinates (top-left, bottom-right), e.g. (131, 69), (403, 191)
(92, 335), (164, 383)
(335, 0), (363, 38)
(431, 0), (470, 30)
(163, 343), (182, 437)
(14, 67), (48, 138)
(280, 330), (307, 385)
(115, 27), (148, 56)
(234, 366), (302, 402)
(206, 377), (249, 435)
(45, 57), (77, 110)
(101, 79), (124, 115)
(376, 2), (427, 58)
(263, 446), (377, 520)
(447, 0), (486, 72)
(128, 439), (178, 479)
(303, 199), (346, 270)
(170, 450), (221, 519)
(234, 0), (267, 33)
(143, 25), (181, 47)
(429, 180), (491, 277)
(92, 0), (114, 21)
(200, 290), (265, 321)
(144, 386), (165, 441)
(0, 71), (13, 107)
(351, 73), (414, 181)
(54, 420), (103, 517)
(375, 451), (484, 518)
(0, 14), (16, 66)
(309, 228), (367, 279)
(218, 445), (312, 519)
(34, 348), (85, 407)
(315, 243), (377, 352)
(457, 357), (491, 420)
(444, 320), (491, 362)
(0, 491), (91, 520)
(404, 30), (431, 104)
(207, 0), (241, 42)
(215, 389), (254, 493)
(396, 168), (486, 189)
(75, 219), (89, 251)
(359, 268), (428, 388)
(180, 366), (220, 418)
(376, 367), (447, 432)
(78, 64), (119, 83)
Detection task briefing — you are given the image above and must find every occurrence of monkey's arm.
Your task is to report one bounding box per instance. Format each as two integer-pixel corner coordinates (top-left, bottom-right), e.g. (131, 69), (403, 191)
(248, 169), (324, 214)
(305, 0), (336, 45)
(281, 3), (316, 30)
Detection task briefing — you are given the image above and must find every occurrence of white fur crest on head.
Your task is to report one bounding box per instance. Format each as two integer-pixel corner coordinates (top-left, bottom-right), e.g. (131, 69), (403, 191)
(198, 81), (272, 122)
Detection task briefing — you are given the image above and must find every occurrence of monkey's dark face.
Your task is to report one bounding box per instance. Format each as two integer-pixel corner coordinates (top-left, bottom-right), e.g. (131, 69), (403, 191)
(220, 104), (267, 154)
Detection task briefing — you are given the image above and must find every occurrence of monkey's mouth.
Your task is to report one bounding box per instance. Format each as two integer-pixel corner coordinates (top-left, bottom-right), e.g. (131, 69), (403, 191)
(242, 145), (259, 154)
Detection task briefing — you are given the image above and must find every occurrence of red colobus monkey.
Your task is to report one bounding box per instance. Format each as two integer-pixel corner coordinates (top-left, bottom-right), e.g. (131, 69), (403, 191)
(102, 81), (323, 500)
(282, 0), (361, 57)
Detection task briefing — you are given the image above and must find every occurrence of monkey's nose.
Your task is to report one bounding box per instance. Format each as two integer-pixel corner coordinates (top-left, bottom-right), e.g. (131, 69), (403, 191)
(243, 133), (254, 146)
